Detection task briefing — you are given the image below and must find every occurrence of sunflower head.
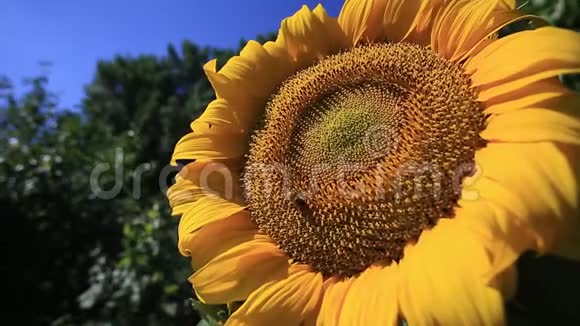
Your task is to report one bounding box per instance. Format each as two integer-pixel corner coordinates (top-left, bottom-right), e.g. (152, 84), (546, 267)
(168, 0), (580, 325)
(243, 42), (486, 277)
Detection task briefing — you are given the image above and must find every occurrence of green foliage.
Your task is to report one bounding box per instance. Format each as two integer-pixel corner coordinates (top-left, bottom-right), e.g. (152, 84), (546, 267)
(1, 40), (234, 325)
(66, 41), (236, 325)
(2, 75), (124, 324)
(519, 0), (580, 28)
(1, 31), (275, 324)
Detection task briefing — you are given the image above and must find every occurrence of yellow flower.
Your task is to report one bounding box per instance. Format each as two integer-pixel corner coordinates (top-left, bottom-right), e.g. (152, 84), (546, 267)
(167, 0), (580, 325)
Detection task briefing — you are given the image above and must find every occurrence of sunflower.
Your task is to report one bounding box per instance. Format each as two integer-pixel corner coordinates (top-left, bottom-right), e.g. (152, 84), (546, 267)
(167, 0), (580, 324)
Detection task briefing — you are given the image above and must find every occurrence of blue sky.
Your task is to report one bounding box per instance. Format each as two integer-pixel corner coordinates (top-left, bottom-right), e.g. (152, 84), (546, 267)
(1, 0), (342, 109)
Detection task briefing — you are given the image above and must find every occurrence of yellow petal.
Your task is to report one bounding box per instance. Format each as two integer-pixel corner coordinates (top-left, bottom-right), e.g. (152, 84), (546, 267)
(476, 68), (580, 102)
(190, 237), (290, 304)
(201, 40), (287, 127)
(454, 198), (535, 284)
(501, 0), (516, 9)
(467, 143), (580, 263)
(209, 32), (308, 131)
(472, 142), (578, 252)
(317, 277), (354, 326)
(431, 0), (540, 62)
(338, 0), (374, 46)
(190, 94), (268, 137)
(482, 77), (572, 115)
(170, 130), (246, 164)
(403, 0), (445, 45)
(432, 0), (496, 59)
(203, 59), (231, 99)
(167, 161), (243, 216)
(279, 5), (345, 66)
(262, 39), (298, 80)
(184, 211), (259, 270)
(177, 195), (245, 256)
(339, 264), (399, 326)
(381, 0), (423, 42)
(195, 95), (260, 137)
(204, 55), (272, 100)
(167, 174), (197, 216)
(167, 160), (241, 214)
(460, 11), (544, 62)
(481, 107), (580, 144)
(190, 98), (241, 132)
(225, 40), (290, 100)
(467, 27), (580, 91)
(345, 0), (425, 43)
(339, 0), (418, 43)
(312, 4), (349, 53)
(338, 0), (384, 47)
(398, 219), (505, 326)
(226, 265), (324, 326)
(218, 56), (257, 87)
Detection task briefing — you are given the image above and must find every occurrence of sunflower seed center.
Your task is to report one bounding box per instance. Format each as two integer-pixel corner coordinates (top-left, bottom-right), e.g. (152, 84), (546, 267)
(243, 43), (486, 277)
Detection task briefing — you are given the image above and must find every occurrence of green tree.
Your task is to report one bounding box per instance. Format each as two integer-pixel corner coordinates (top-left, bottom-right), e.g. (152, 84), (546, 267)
(2, 40), (237, 325)
(68, 40), (227, 325)
(2, 74), (123, 324)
